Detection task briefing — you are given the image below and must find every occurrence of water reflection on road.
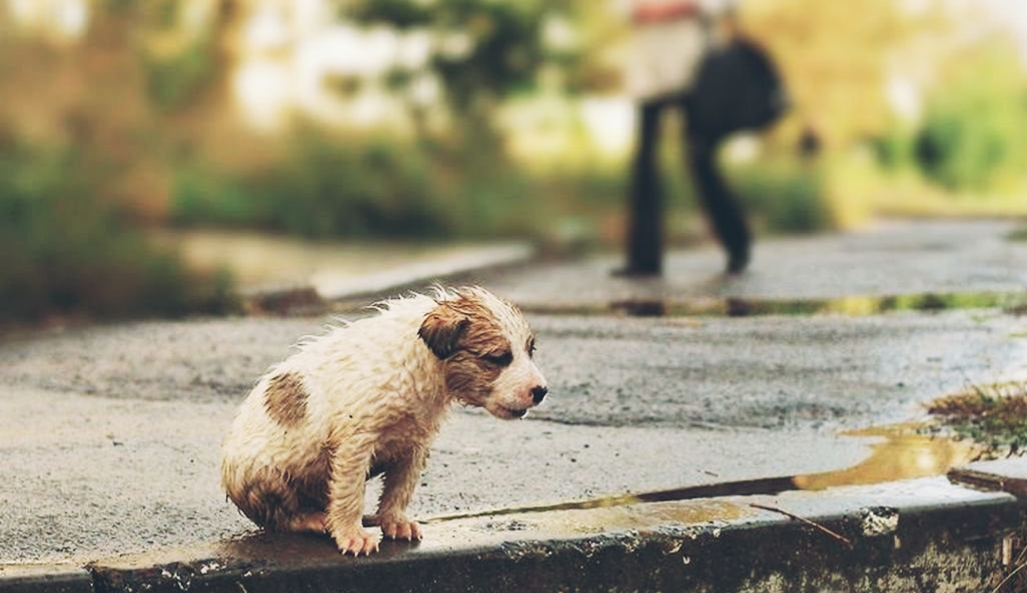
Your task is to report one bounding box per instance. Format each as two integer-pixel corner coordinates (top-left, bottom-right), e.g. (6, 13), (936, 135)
(794, 424), (982, 491)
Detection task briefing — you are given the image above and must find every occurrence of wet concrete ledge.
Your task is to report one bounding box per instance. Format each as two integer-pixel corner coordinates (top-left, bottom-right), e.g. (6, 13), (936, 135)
(0, 564), (93, 593)
(4, 460), (1027, 593)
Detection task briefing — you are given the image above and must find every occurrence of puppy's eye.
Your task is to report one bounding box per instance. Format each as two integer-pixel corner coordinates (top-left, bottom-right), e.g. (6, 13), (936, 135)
(527, 337), (536, 358)
(481, 351), (513, 367)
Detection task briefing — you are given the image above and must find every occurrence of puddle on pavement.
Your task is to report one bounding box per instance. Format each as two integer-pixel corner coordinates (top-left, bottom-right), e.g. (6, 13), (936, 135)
(425, 423), (981, 533)
(431, 499), (754, 540)
(422, 475), (795, 526)
(515, 499), (753, 536)
(793, 424), (983, 491)
(604, 290), (1027, 318)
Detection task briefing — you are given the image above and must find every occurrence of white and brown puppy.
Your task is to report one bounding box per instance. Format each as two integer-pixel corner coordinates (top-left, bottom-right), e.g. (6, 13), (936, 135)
(221, 286), (547, 555)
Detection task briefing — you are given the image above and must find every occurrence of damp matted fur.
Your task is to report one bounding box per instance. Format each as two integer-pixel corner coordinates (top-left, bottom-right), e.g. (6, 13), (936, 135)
(220, 286), (548, 555)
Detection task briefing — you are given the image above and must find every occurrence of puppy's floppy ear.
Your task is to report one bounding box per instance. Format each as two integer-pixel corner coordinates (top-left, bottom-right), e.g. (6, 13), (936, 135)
(419, 304), (469, 360)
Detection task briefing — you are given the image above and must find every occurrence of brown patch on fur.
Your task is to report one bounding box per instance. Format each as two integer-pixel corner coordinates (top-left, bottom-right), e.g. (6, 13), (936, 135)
(264, 372), (308, 428)
(418, 309), (468, 359)
(426, 293), (513, 405)
(237, 466), (299, 529)
(444, 350), (505, 406)
(231, 443), (333, 531)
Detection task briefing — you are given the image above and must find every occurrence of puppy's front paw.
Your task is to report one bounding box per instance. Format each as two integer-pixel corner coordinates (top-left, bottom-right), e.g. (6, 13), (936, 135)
(379, 516), (422, 541)
(333, 526), (380, 556)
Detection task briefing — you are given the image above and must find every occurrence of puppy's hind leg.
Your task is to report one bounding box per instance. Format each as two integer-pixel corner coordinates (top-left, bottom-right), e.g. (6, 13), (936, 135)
(285, 512), (328, 533)
(228, 466), (315, 534)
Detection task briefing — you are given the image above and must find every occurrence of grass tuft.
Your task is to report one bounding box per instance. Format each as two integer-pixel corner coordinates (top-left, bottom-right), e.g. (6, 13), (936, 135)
(927, 382), (1027, 454)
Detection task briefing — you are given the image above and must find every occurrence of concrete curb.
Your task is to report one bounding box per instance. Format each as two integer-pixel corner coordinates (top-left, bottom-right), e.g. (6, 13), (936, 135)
(243, 243), (537, 314)
(0, 565), (92, 593)
(311, 243), (536, 301)
(5, 460), (1027, 593)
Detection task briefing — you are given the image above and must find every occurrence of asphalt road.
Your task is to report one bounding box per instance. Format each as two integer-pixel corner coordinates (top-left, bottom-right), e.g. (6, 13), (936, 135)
(2, 218), (1026, 563)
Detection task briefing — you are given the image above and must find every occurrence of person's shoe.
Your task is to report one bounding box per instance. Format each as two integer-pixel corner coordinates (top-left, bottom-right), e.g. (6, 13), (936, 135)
(726, 247), (750, 275)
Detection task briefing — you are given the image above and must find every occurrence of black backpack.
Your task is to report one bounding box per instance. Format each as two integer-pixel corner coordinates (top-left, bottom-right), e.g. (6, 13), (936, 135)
(684, 36), (789, 141)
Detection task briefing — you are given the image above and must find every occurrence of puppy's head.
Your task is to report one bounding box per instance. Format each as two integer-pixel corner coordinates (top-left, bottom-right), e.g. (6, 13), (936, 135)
(419, 287), (547, 419)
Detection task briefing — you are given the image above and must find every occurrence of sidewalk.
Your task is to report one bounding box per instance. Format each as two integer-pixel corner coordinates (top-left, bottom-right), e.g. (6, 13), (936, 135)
(162, 229), (535, 300)
(477, 217), (1027, 310)
(3, 218), (1027, 592)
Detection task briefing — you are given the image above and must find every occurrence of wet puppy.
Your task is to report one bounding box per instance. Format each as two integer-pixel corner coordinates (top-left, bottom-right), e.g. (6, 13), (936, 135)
(221, 286), (547, 555)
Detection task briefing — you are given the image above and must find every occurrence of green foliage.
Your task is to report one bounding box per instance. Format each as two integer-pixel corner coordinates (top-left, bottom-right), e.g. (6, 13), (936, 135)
(446, 155), (548, 237)
(102, 0), (139, 16)
(348, 0), (576, 112)
(346, 0), (434, 29)
(145, 40), (218, 112)
(172, 132), (460, 239)
(870, 126), (917, 173)
(171, 122), (600, 242)
(913, 43), (1027, 193)
(267, 134), (448, 238)
(171, 123), (836, 245)
(1007, 226), (1027, 242)
(433, 1), (548, 107)
(732, 160), (832, 234)
(0, 140), (235, 322)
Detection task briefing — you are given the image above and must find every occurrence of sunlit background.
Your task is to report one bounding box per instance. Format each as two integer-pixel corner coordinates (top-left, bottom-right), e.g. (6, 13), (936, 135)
(2, 0), (1027, 321)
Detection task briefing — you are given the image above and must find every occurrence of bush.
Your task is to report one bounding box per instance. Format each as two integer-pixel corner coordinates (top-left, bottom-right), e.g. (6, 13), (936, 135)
(145, 41), (218, 113)
(172, 133), (454, 239)
(913, 43), (1027, 193)
(171, 128), (566, 241)
(0, 140), (235, 322)
(731, 160), (832, 234)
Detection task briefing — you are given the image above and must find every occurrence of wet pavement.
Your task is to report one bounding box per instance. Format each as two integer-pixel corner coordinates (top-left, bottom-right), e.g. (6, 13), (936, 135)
(3, 218), (1027, 591)
(478, 218), (1027, 308)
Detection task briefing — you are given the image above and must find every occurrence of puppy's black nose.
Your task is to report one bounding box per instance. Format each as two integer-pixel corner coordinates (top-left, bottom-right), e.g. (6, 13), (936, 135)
(531, 385), (548, 405)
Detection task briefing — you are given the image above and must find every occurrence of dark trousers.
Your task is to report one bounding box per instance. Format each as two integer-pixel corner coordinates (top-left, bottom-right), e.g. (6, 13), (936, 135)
(624, 97), (752, 274)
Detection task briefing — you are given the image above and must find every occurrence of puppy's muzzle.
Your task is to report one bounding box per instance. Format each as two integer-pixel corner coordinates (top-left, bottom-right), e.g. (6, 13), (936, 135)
(531, 385), (548, 405)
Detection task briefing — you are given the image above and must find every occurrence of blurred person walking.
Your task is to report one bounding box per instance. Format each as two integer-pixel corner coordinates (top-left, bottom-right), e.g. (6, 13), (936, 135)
(616, 0), (787, 276)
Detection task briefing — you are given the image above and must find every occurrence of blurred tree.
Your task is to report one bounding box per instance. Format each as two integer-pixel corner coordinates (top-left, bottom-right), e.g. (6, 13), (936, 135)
(0, 0), (169, 220)
(0, 0), (247, 220)
(740, 0), (938, 151)
(344, 0), (587, 143)
(139, 0), (228, 113)
(349, 0), (541, 102)
(338, 0), (605, 230)
(914, 40), (1027, 194)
